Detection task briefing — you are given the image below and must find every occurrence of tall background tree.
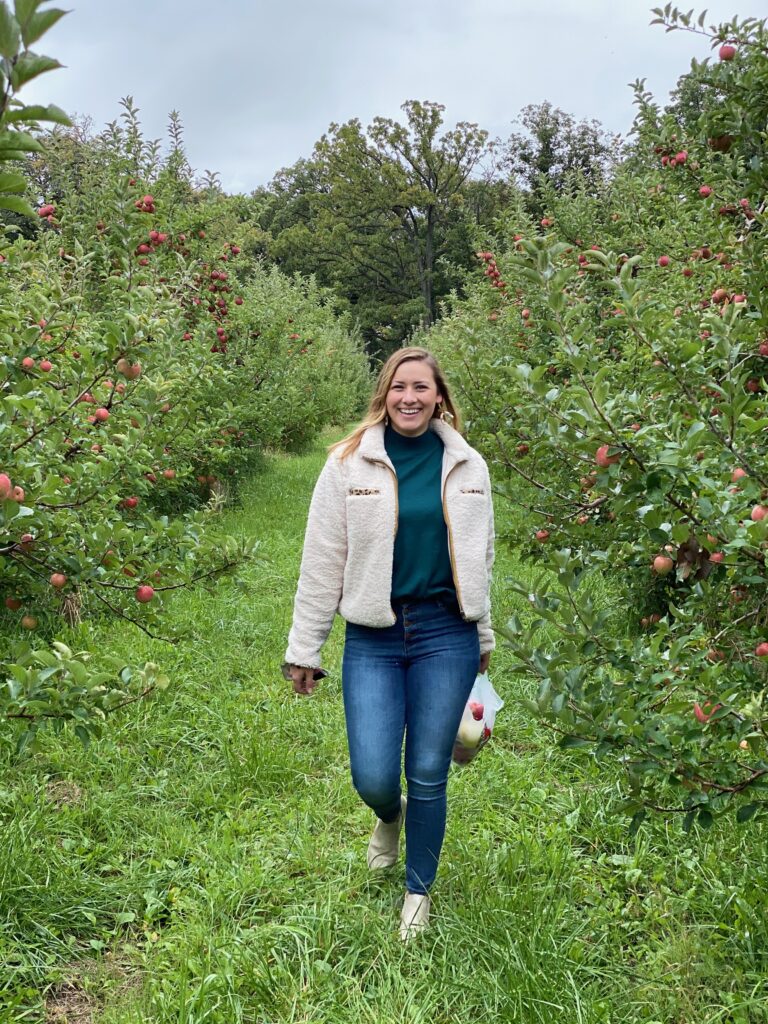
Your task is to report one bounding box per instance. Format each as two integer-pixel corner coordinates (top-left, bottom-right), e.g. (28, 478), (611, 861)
(257, 100), (492, 358)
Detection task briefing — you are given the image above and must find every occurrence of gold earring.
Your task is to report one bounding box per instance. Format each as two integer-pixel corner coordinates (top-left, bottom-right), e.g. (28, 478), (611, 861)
(384, 413), (390, 426)
(438, 403), (446, 422)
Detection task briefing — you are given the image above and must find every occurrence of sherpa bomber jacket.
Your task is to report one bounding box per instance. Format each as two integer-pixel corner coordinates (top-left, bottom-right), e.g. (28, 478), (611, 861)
(285, 418), (495, 668)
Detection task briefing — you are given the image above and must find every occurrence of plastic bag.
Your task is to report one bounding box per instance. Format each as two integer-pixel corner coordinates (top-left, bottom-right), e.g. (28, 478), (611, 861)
(452, 672), (504, 765)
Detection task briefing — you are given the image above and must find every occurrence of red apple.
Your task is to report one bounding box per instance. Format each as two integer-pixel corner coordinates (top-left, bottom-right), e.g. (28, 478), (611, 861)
(12, 486), (24, 502)
(657, 255), (670, 267)
(534, 529), (550, 542)
(162, 469), (176, 480)
(39, 359), (52, 372)
(21, 356), (35, 370)
(0, 473), (12, 500)
(755, 642), (768, 657)
(719, 43), (736, 60)
(135, 585), (155, 603)
(731, 467), (747, 482)
(709, 552), (724, 563)
(50, 573), (67, 589)
(94, 407), (110, 422)
(595, 444), (620, 468)
(750, 505), (768, 522)
(652, 555), (674, 575)
(4, 596), (22, 610)
(20, 615), (38, 630)
(694, 700), (721, 724)
(699, 185), (712, 197)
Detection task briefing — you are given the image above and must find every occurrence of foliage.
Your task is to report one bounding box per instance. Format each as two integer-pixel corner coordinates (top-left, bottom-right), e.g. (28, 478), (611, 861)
(0, 13), (369, 746)
(499, 101), (621, 217)
(427, 10), (768, 824)
(257, 101), (493, 357)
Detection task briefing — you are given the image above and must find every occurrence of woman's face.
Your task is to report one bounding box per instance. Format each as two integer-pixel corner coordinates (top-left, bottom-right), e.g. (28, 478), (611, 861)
(385, 360), (443, 437)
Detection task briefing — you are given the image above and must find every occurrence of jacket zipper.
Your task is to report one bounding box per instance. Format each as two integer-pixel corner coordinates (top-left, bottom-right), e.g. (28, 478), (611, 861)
(382, 460), (398, 623)
(442, 464), (466, 618)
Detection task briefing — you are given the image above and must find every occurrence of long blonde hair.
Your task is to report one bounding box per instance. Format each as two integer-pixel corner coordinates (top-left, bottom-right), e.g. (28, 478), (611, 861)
(330, 347), (462, 459)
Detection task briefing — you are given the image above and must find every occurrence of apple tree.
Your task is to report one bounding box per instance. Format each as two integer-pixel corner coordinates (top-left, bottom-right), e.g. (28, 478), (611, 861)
(427, 11), (768, 827)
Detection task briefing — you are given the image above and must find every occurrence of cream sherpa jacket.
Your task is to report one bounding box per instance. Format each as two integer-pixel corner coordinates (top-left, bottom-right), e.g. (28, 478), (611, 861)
(284, 419), (495, 668)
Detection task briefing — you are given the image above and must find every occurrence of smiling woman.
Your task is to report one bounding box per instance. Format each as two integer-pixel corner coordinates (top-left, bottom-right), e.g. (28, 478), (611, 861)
(283, 346), (495, 941)
(385, 361), (443, 437)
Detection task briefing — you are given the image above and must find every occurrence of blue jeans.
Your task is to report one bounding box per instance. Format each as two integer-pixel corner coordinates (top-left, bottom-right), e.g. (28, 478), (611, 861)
(342, 598), (480, 894)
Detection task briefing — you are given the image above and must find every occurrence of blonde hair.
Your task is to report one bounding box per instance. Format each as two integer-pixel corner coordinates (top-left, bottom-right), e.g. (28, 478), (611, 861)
(330, 347), (462, 459)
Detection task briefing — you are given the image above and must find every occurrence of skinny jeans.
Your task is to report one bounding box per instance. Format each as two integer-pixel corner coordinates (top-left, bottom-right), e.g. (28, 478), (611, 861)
(341, 598), (479, 894)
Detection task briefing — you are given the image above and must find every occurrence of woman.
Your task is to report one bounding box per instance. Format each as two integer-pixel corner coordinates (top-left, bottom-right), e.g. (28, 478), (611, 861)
(284, 347), (495, 940)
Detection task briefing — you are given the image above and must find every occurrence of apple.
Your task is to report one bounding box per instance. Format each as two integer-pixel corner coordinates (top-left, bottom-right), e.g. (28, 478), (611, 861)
(709, 552), (724, 563)
(719, 43), (736, 60)
(39, 359), (52, 372)
(694, 700), (721, 724)
(162, 469), (176, 480)
(699, 185), (712, 197)
(20, 615), (38, 630)
(50, 573), (67, 589)
(21, 356), (35, 370)
(657, 255), (670, 267)
(755, 642), (768, 657)
(116, 357), (132, 376)
(12, 486), (24, 502)
(759, 342), (768, 357)
(750, 505), (768, 522)
(652, 555), (674, 575)
(731, 467), (747, 482)
(135, 585), (155, 603)
(534, 529), (550, 542)
(122, 496), (139, 509)
(595, 444), (620, 468)
(4, 597), (22, 610)
(0, 473), (12, 500)
(94, 407), (110, 422)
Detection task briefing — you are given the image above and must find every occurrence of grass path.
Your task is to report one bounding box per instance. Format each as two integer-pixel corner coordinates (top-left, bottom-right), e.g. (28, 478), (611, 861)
(1, 432), (767, 1023)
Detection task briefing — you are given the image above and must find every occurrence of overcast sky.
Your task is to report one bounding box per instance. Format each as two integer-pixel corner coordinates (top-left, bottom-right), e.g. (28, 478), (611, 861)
(24, 0), (761, 194)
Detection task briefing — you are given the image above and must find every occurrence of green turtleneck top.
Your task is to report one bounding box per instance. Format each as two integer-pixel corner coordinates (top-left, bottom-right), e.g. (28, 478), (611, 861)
(384, 424), (456, 602)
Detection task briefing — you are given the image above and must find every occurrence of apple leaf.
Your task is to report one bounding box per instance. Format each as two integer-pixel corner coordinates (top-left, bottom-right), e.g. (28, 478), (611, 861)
(0, 169), (26, 192)
(0, 2), (20, 59)
(5, 103), (71, 125)
(19, 6), (67, 48)
(0, 193), (34, 216)
(10, 52), (63, 90)
(736, 803), (759, 823)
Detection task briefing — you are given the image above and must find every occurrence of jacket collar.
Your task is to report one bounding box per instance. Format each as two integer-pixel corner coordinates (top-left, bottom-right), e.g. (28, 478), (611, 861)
(359, 418), (472, 471)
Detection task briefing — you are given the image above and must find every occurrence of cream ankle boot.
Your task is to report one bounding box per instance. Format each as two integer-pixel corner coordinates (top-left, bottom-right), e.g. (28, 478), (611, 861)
(367, 796), (406, 869)
(399, 892), (430, 941)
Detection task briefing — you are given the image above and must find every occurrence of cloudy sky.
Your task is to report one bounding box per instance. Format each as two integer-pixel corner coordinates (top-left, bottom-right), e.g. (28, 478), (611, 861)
(24, 0), (759, 193)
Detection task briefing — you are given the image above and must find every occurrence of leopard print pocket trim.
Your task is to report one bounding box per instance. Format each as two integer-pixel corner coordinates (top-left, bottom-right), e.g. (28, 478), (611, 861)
(348, 487), (381, 496)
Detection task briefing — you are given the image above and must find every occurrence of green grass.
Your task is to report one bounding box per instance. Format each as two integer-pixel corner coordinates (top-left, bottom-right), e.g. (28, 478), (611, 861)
(1, 429), (767, 1023)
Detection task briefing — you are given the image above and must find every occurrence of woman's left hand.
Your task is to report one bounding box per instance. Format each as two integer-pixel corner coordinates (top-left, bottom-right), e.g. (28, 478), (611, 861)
(479, 651), (491, 674)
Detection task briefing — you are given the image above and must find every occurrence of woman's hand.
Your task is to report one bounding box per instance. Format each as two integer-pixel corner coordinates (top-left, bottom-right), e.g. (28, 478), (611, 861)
(288, 664), (320, 695)
(479, 652), (491, 674)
